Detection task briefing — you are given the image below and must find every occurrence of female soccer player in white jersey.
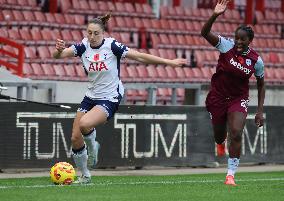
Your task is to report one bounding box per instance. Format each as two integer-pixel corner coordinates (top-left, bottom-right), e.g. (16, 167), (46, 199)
(53, 13), (187, 184)
(201, 0), (265, 186)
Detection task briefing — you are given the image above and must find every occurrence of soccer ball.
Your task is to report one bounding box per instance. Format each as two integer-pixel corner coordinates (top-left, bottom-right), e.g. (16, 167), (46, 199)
(50, 162), (76, 185)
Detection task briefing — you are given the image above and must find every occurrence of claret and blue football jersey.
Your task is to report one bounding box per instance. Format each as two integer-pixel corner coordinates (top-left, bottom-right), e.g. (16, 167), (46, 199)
(211, 35), (265, 99)
(71, 37), (129, 102)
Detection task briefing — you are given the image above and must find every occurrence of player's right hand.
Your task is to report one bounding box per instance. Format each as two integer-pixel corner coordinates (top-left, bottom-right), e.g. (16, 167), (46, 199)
(55, 39), (65, 53)
(214, 0), (230, 16)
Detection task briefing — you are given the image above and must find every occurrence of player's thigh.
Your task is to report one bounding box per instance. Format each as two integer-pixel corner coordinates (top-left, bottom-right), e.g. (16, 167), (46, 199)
(227, 112), (246, 135)
(227, 99), (248, 134)
(79, 105), (107, 129)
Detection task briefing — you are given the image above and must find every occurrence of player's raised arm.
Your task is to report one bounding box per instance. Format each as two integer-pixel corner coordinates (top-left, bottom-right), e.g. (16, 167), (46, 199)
(201, 0), (230, 47)
(126, 49), (187, 67)
(53, 39), (75, 59)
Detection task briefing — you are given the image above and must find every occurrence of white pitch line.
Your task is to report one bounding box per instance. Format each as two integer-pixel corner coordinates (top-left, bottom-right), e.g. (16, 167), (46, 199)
(0, 178), (283, 189)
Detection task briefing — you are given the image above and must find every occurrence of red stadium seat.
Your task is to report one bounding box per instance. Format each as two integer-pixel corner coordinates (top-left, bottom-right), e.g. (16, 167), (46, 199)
(126, 66), (140, 82)
(165, 66), (178, 81)
(278, 53), (284, 63)
(45, 13), (56, 24)
(125, 2), (135, 14)
(134, 3), (143, 14)
(150, 33), (160, 48)
(158, 49), (168, 58)
(27, 0), (37, 7)
(200, 67), (212, 80)
(79, 0), (89, 10)
(19, 29), (33, 41)
(60, 0), (72, 12)
(146, 65), (160, 82)
(120, 32), (131, 45)
(37, 46), (51, 58)
(159, 34), (170, 45)
(156, 65), (169, 81)
(75, 64), (87, 80)
(255, 11), (264, 24)
(97, 1), (108, 12)
(41, 63), (56, 79)
(7, 28), (20, 40)
(150, 19), (161, 30)
(30, 28), (43, 41)
(53, 64), (67, 79)
(31, 63), (45, 77)
(12, 10), (24, 21)
(23, 63), (34, 77)
(24, 46), (37, 59)
(115, 2), (126, 13)
(22, 10), (36, 22)
(40, 29), (53, 41)
(135, 64), (151, 82)
(148, 49), (160, 57)
(120, 64), (130, 82)
(2, 10), (15, 21)
(71, 30), (82, 40)
(61, 29), (73, 42)
(142, 3), (153, 15)
(64, 14), (75, 24)
(160, 6), (168, 18)
(175, 67), (187, 81)
(54, 13), (66, 24)
(133, 17), (143, 29)
(63, 64), (77, 78)
(175, 6), (185, 18)
(269, 53), (279, 63)
(34, 11), (46, 22)
(0, 28), (8, 38)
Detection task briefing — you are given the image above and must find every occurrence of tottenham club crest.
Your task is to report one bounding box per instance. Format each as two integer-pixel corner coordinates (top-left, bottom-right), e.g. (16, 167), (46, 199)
(246, 59), (251, 66)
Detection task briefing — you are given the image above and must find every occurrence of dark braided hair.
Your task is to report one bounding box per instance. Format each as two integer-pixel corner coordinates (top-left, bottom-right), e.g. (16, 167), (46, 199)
(235, 25), (254, 41)
(88, 13), (111, 31)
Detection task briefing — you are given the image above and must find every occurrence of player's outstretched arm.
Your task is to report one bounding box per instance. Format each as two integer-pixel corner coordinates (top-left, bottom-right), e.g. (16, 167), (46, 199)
(53, 39), (75, 59)
(126, 49), (187, 67)
(201, 0), (230, 47)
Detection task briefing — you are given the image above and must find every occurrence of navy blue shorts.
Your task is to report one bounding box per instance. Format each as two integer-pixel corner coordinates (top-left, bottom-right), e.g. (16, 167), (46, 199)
(77, 96), (121, 120)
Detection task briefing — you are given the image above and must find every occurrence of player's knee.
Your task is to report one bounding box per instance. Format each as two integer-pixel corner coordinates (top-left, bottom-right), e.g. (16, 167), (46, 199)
(71, 135), (81, 144)
(79, 118), (92, 134)
(230, 128), (242, 142)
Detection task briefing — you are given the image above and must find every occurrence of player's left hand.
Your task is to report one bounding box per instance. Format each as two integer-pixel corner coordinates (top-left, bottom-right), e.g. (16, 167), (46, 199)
(169, 58), (188, 67)
(255, 112), (264, 127)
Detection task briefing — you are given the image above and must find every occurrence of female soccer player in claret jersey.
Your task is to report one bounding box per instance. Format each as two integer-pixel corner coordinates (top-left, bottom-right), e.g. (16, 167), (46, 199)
(53, 13), (187, 184)
(201, 0), (265, 186)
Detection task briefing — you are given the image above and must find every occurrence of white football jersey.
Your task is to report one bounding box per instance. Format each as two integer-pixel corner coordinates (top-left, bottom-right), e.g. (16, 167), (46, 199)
(71, 37), (129, 102)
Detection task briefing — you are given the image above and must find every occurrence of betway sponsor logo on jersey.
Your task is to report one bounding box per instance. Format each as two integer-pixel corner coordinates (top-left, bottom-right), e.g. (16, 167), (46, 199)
(230, 58), (251, 74)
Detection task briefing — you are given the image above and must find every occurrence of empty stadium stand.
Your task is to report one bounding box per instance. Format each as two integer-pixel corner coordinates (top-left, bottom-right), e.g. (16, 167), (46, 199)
(1, 0), (284, 105)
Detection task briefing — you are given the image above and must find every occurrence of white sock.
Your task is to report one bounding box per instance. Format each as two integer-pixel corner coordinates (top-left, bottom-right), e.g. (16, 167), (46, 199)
(84, 128), (97, 152)
(227, 158), (240, 176)
(72, 145), (91, 177)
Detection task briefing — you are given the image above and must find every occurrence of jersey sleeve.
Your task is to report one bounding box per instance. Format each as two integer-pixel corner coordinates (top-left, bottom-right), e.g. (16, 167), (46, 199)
(254, 56), (264, 78)
(111, 39), (129, 59)
(71, 38), (87, 57)
(215, 35), (235, 53)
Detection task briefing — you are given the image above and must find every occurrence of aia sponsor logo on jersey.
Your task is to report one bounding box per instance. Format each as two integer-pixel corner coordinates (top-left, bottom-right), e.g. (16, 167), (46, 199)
(229, 58), (251, 75)
(88, 62), (108, 71)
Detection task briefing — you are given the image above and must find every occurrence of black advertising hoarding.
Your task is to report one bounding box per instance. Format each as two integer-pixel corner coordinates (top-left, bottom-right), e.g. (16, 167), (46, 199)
(0, 103), (283, 169)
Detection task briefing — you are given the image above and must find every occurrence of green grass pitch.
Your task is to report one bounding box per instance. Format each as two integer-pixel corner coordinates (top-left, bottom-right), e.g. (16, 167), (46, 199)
(0, 171), (283, 201)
